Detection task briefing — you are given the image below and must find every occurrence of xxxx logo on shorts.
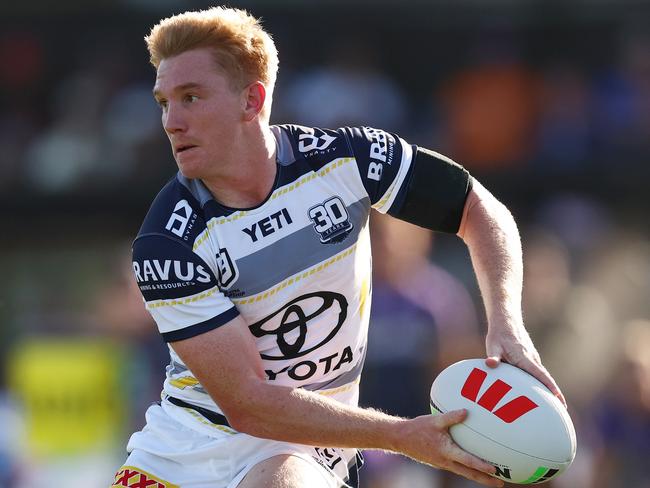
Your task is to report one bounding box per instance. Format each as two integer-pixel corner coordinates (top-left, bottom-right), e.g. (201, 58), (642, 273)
(112, 466), (179, 488)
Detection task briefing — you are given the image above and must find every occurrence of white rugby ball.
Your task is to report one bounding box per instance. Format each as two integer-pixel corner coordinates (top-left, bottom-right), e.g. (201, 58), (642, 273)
(430, 359), (576, 484)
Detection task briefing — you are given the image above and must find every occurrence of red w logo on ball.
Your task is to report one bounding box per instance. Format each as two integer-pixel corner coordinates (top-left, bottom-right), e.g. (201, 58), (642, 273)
(461, 368), (538, 423)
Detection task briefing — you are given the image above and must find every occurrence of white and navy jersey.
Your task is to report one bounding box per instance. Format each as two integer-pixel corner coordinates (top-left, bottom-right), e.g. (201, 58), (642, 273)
(132, 125), (419, 424)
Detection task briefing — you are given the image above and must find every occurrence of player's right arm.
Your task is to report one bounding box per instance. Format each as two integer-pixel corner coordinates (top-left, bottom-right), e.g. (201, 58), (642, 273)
(170, 317), (503, 488)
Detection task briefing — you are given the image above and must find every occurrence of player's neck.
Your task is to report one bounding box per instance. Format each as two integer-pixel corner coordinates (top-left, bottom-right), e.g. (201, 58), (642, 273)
(202, 125), (277, 209)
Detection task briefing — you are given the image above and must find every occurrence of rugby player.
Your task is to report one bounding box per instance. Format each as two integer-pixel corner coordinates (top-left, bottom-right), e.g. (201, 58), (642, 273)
(112, 6), (565, 488)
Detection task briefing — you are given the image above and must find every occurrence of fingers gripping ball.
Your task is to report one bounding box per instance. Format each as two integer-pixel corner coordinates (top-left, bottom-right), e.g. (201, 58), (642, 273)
(430, 359), (576, 484)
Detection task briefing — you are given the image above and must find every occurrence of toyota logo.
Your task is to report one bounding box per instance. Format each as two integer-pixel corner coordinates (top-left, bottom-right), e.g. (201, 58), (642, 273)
(248, 291), (348, 360)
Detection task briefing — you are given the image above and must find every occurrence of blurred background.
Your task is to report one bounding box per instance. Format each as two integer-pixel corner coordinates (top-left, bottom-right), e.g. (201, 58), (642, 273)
(1, 0), (649, 487)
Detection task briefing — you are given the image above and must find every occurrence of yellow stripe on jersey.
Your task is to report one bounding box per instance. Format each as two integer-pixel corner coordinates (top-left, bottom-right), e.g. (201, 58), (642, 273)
(376, 177), (400, 210)
(375, 140), (412, 211)
(146, 285), (221, 309)
(193, 210), (250, 251)
(359, 277), (370, 320)
(192, 157), (356, 252)
(169, 405), (237, 435)
(169, 376), (200, 389)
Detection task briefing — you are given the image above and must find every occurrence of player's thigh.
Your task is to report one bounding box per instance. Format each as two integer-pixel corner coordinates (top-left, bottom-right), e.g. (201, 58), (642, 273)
(237, 454), (334, 488)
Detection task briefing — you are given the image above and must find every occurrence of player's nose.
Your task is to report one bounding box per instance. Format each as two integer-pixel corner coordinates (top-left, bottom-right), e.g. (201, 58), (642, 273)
(163, 103), (187, 134)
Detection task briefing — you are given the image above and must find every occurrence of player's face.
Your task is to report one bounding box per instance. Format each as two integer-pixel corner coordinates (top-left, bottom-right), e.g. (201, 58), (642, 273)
(153, 48), (244, 179)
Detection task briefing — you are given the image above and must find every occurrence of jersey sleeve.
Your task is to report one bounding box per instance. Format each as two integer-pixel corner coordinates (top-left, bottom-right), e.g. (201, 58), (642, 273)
(132, 233), (239, 342)
(343, 126), (415, 214)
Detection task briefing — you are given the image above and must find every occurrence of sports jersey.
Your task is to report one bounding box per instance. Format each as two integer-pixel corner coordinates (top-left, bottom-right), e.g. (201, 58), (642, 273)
(131, 124), (458, 428)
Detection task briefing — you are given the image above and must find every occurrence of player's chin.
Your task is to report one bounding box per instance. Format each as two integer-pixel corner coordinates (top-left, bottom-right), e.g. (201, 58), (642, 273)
(175, 156), (204, 179)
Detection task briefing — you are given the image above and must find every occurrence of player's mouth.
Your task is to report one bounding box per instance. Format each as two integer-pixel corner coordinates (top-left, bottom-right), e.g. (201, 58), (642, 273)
(175, 144), (198, 155)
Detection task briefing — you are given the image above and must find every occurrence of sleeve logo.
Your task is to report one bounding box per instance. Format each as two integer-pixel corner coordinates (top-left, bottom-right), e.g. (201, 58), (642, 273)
(132, 259), (213, 292)
(308, 197), (353, 244)
(298, 133), (337, 153)
(165, 200), (194, 238)
(363, 127), (394, 182)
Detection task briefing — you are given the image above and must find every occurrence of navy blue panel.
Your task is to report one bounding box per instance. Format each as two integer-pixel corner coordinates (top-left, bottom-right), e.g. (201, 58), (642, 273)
(277, 125), (351, 174)
(202, 199), (239, 219)
(132, 234), (218, 302)
(162, 307), (240, 342)
(137, 176), (207, 245)
(275, 157), (320, 188)
(342, 126), (406, 206)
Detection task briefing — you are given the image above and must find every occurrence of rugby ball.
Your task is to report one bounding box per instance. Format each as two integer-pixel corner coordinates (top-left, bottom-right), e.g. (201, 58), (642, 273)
(430, 359), (576, 484)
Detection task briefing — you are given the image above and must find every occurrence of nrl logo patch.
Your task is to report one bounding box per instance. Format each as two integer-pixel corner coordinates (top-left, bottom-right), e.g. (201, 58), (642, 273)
(216, 247), (239, 290)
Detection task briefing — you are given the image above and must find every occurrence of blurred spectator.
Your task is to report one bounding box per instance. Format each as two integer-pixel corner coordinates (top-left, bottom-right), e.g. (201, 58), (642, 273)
(439, 43), (539, 170)
(582, 235), (650, 324)
(534, 194), (613, 258)
(361, 214), (483, 487)
(0, 112), (38, 192)
(278, 37), (407, 131)
(7, 337), (127, 488)
(535, 65), (593, 170)
(592, 30), (650, 160)
(3, 245), (167, 487)
(363, 214), (482, 414)
(0, 388), (26, 487)
(527, 194), (618, 408)
(24, 71), (109, 192)
(22, 34), (160, 193)
(91, 247), (169, 429)
(0, 31), (44, 191)
(101, 81), (166, 183)
(590, 319), (650, 488)
(0, 32), (44, 90)
(521, 228), (572, 343)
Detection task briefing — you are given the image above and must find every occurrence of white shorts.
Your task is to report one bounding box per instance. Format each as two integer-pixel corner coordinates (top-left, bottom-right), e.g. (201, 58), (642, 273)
(110, 402), (362, 488)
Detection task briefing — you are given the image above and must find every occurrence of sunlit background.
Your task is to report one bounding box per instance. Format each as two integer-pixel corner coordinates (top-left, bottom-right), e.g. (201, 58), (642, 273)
(1, 1), (649, 487)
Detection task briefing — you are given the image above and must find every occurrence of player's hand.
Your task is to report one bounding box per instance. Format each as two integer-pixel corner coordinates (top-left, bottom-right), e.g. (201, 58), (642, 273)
(485, 325), (566, 407)
(398, 410), (504, 487)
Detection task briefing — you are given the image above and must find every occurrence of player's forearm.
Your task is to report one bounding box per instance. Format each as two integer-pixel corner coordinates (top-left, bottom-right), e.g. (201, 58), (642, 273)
(214, 379), (502, 486)
(458, 180), (524, 331)
(219, 380), (407, 451)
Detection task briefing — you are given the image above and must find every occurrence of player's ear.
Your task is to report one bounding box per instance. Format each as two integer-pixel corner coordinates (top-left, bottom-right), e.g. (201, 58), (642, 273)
(242, 81), (266, 122)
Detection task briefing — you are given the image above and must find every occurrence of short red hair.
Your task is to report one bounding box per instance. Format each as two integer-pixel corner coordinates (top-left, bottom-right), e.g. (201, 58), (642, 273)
(145, 6), (279, 93)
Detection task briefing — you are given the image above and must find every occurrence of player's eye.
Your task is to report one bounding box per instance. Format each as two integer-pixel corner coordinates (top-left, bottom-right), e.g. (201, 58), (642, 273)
(156, 99), (168, 110)
(184, 94), (199, 104)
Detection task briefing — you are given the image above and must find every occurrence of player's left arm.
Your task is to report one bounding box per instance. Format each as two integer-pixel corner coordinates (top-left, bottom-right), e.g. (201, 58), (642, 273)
(456, 180), (566, 406)
(384, 145), (565, 406)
